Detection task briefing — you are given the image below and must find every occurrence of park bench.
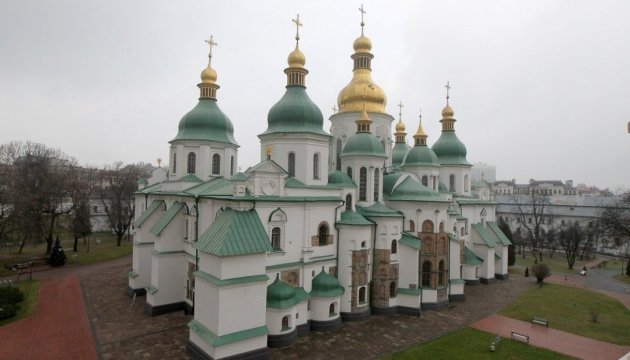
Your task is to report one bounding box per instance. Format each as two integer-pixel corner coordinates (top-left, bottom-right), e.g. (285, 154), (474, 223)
(511, 331), (529, 344)
(5, 256), (49, 281)
(532, 317), (549, 327)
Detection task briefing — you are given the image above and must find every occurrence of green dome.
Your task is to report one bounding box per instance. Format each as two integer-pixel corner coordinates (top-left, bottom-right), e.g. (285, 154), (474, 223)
(263, 86), (327, 135)
(383, 173), (442, 201)
(328, 171), (356, 187)
(171, 99), (238, 145)
(337, 210), (373, 225)
(341, 133), (386, 157)
(310, 268), (344, 297)
(391, 143), (409, 167)
(266, 275), (299, 309)
(403, 145), (441, 167)
(432, 131), (470, 166)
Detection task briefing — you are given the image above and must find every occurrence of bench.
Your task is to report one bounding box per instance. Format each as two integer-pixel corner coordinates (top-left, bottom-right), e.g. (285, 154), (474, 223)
(532, 317), (549, 327)
(511, 331), (529, 344)
(6, 256), (49, 281)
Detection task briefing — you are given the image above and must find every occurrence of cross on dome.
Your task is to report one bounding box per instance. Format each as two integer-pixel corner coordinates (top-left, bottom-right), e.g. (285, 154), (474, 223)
(292, 14), (303, 44)
(397, 101), (404, 120)
(445, 81), (451, 105)
(204, 35), (218, 64)
(358, 4), (366, 34)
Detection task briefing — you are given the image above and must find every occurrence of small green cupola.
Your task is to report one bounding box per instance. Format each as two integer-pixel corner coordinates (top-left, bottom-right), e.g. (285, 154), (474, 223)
(171, 36), (238, 146)
(391, 101), (409, 167)
(341, 106), (387, 158)
(310, 267), (344, 297)
(431, 82), (470, 166)
(403, 115), (441, 167)
(263, 17), (326, 136)
(266, 274), (300, 309)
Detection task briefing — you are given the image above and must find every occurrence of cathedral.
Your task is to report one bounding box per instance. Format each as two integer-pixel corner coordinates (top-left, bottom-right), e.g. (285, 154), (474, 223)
(129, 11), (511, 360)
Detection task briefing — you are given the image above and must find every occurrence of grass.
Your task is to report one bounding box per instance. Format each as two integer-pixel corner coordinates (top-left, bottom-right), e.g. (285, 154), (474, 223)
(383, 328), (575, 360)
(613, 274), (630, 285)
(514, 253), (591, 275)
(499, 283), (630, 345)
(0, 280), (40, 327)
(0, 232), (132, 276)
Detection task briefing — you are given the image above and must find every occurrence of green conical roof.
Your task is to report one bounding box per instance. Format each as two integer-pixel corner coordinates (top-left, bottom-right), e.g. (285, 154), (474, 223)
(341, 132), (386, 157)
(310, 268), (344, 297)
(432, 131), (470, 166)
(391, 143), (409, 167)
(386, 175), (443, 201)
(328, 171), (356, 187)
(403, 144), (441, 167)
(171, 99), (238, 146)
(263, 86), (327, 135)
(266, 275), (300, 309)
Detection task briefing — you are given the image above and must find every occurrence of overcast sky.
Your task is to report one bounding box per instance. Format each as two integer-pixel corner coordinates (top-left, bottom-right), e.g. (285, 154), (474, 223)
(1, 0), (629, 190)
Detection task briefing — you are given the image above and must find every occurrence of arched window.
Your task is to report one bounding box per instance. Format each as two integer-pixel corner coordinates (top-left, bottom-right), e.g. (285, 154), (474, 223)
(464, 175), (469, 192)
(439, 222), (445, 233)
(318, 223), (330, 246)
(422, 261), (432, 287)
(422, 220), (434, 233)
(389, 281), (397, 298)
(187, 152), (196, 174)
(329, 303), (336, 316)
(336, 140), (342, 171)
(359, 167), (367, 201)
(438, 260), (445, 285)
(212, 154), (220, 175)
(391, 240), (397, 254)
(358, 287), (367, 303)
(281, 316), (290, 330)
(409, 220), (415, 232)
(346, 167), (352, 180)
(373, 168), (380, 201)
(271, 227), (281, 251)
(313, 153), (320, 179)
(345, 194), (352, 210)
(230, 156), (234, 176)
(172, 152), (177, 173)
(449, 174), (455, 192)
(288, 153), (295, 177)
(422, 175), (428, 187)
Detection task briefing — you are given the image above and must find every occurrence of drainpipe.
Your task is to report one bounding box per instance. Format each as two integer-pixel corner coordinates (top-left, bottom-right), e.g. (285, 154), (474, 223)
(334, 200), (345, 277)
(370, 221), (377, 315)
(194, 196), (200, 271)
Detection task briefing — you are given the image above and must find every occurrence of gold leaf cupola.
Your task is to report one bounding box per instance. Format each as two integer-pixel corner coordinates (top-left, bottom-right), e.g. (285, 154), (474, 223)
(432, 82), (470, 165)
(391, 101), (410, 167)
(285, 14), (307, 86)
(394, 101), (407, 143)
(440, 81), (456, 131)
(199, 35), (219, 99)
(413, 114), (428, 146)
(337, 5), (387, 114)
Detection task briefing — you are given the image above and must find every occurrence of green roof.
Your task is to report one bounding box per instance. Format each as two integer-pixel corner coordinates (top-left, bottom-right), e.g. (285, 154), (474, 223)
(402, 144), (441, 167)
(263, 86), (327, 136)
(464, 247), (483, 265)
(357, 202), (403, 218)
(487, 221), (512, 246)
(178, 174), (203, 183)
(245, 159), (287, 174)
(391, 142), (409, 167)
(384, 174), (446, 202)
(310, 268), (344, 297)
(432, 131), (470, 166)
(134, 200), (165, 228)
(137, 178), (148, 185)
(328, 171), (356, 187)
(341, 132), (387, 158)
(184, 177), (233, 197)
(266, 275), (304, 309)
(399, 232), (421, 250)
(195, 208), (273, 256)
(150, 202), (185, 236)
(336, 210), (373, 226)
(171, 99), (238, 146)
(230, 172), (248, 181)
(495, 253), (501, 260)
(471, 223), (496, 248)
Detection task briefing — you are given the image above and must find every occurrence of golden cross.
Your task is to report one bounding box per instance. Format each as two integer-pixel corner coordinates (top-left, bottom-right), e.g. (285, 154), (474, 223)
(445, 81), (451, 104)
(292, 14), (303, 43)
(332, 105), (338, 113)
(358, 4), (366, 33)
(205, 35), (218, 63)
(397, 101), (404, 121)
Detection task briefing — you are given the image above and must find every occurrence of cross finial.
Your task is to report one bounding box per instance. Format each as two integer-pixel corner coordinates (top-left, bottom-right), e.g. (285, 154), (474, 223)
(332, 105), (338, 114)
(397, 101), (404, 121)
(358, 4), (366, 34)
(419, 108), (422, 123)
(292, 14), (303, 46)
(445, 81), (451, 105)
(205, 35), (218, 64)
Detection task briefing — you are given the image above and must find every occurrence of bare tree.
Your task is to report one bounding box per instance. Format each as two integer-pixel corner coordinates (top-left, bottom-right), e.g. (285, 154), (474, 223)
(99, 162), (145, 246)
(512, 191), (550, 262)
(598, 192), (630, 248)
(558, 222), (583, 270)
(68, 165), (96, 252)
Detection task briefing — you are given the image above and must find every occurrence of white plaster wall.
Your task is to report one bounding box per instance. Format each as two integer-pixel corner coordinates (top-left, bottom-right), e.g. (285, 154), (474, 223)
(472, 244), (494, 280)
(310, 296), (340, 322)
(153, 210), (186, 253)
(398, 245), (419, 289)
(296, 301), (309, 324)
(339, 156), (387, 207)
(266, 307), (296, 335)
(462, 264), (478, 281)
(398, 293), (421, 309)
(130, 243), (153, 290)
(422, 289), (437, 303)
(217, 282), (268, 335)
(147, 253), (186, 306)
(337, 224), (372, 313)
(449, 239), (462, 280)
(450, 282), (464, 296)
(495, 245), (508, 275)
(439, 165), (472, 196)
(193, 278), (219, 333)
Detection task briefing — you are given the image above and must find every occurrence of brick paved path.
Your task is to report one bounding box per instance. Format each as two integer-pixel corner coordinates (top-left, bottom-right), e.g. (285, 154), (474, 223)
(472, 314), (630, 360)
(0, 275), (97, 360)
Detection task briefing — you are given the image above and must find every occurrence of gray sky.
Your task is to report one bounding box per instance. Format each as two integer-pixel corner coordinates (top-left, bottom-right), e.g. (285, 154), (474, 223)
(1, 0), (629, 190)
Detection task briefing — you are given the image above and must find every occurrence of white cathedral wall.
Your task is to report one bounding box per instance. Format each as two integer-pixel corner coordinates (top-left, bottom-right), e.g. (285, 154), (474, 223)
(147, 252), (186, 307)
(169, 142), (238, 180)
(495, 244), (508, 275)
(310, 297), (340, 322)
(439, 165), (472, 195)
(198, 253), (267, 281)
(398, 293), (421, 309)
(398, 245), (419, 289)
(374, 217), (402, 250)
(337, 224), (372, 313)
(462, 264), (478, 281)
(266, 307), (297, 335)
(130, 242), (153, 290)
(472, 243), (495, 280)
(449, 239), (462, 280)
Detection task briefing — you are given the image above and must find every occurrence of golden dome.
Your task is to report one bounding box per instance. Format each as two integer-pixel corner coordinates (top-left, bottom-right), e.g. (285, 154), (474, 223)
(415, 120), (427, 137)
(200, 64), (217, 84)
(337, 76), (386, 113)
(442, 104), (455, 119)
(353, 35), (372, 53)
(395, 119), (406, 132)
(287, 47), (306, 68)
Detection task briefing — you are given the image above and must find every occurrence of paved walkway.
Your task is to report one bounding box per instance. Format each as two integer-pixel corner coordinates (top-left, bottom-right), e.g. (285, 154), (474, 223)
(472, 314), (630, 360)
(0, 275), (97, 360)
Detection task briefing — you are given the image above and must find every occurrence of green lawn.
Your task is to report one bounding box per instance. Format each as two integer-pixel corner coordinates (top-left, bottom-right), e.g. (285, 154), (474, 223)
(0, 280), (40, 326)
(613, 274), (630, 285)
(383, 328), (575, 360)
(499, 283), (630, 345)
(1, 232), (132, 276)
(515, 254), (591, 275)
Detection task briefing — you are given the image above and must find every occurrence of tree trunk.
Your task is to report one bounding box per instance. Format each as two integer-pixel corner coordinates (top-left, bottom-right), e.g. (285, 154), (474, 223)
(45, 214), (57, 254)
(73, 235), (79, 252)
(116, 232), (123, 247)
(18, 233), (27, 254)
